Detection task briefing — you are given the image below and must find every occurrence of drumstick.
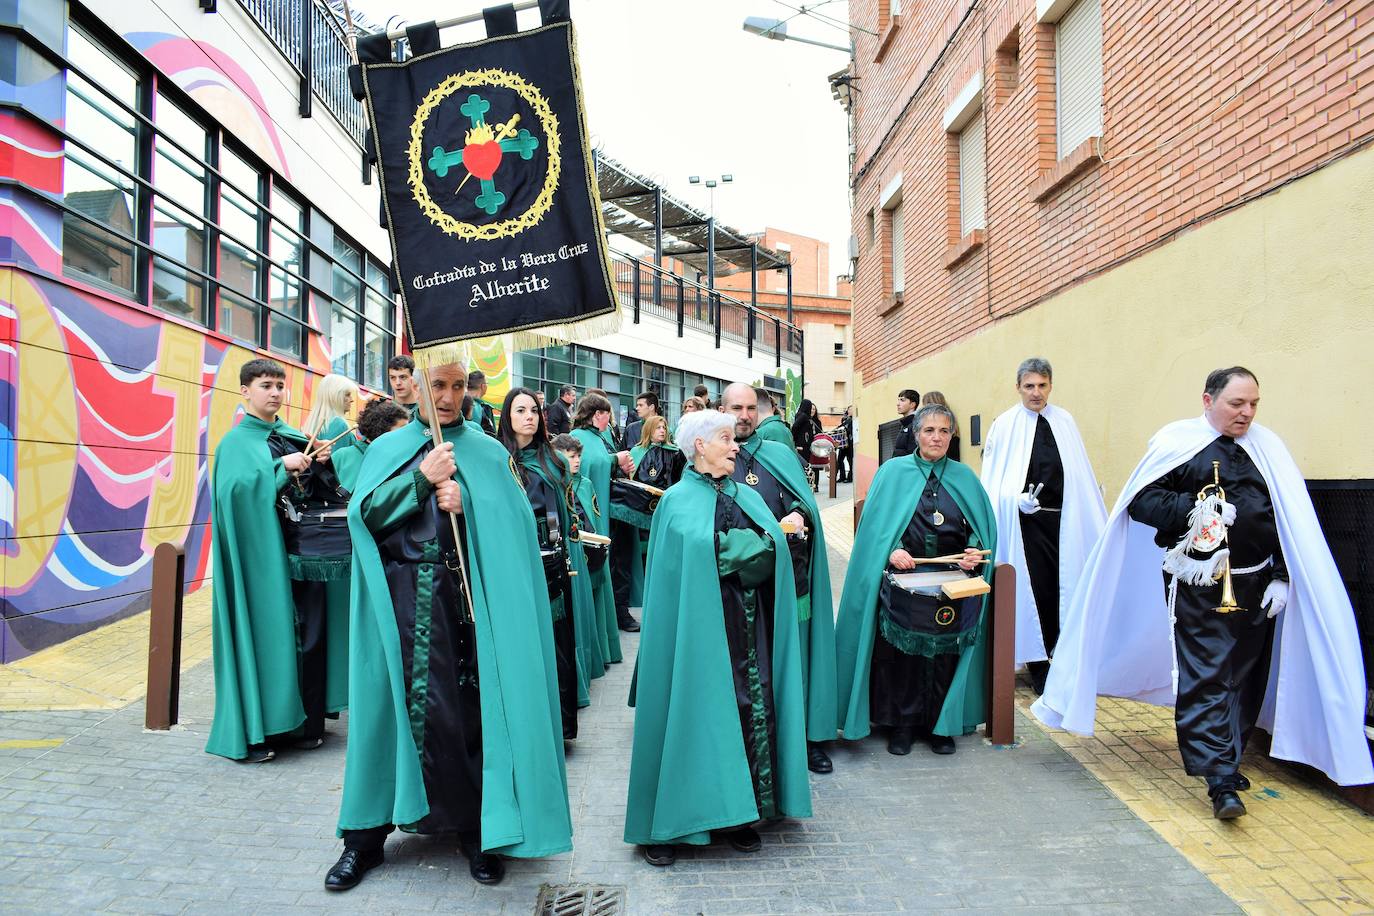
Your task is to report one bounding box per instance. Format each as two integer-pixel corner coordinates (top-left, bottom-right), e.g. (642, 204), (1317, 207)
(905, 548), (992, 565)
(302, 426), (356, 461)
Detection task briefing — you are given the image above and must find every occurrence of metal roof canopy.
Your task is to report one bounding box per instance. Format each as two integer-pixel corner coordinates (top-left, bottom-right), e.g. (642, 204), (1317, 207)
(595, 152), (791, 278)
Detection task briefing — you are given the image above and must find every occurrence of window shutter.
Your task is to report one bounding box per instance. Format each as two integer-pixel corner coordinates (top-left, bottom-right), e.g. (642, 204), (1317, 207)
(1055, 0), (1102, 156)
(890, 203), (905, 294)
(959, 115), (986, 235)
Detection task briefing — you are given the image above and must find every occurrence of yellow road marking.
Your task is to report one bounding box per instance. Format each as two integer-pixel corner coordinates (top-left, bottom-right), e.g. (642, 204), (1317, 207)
(0, 738), (65, 749)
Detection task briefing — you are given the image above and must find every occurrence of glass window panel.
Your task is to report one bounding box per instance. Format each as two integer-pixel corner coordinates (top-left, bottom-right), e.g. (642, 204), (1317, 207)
(366, 258), (390, 292)
(68, 28), (137, 112)
(219, 290), (259, 345)
(61, 156), (136, 295)
(362, 321), (386, 389)
(332, 254), (361, 309)
(269, 312), (302, 361)
(268, 265), (301, 321)
(545, 359), (571, 384)
(272, 187), (303, 231)
(545, 344), (570, 362)
(155, 96), (206, 214)
(575, 346), (598, 367)
(330, 303), (357, 378)
(573, 365), (597, 391)
(220, 146), (261, 202)
(599, 371), (619, 398)
(364, 286), (390, 326)
(516, 352), (541, 389)
(333, 235), (361, 273)
(150, 255), (203, 321)
(600, 352), (620, 372)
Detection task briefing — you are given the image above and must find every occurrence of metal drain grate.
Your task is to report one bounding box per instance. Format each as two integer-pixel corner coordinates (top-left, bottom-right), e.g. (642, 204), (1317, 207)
(534, 883), (626, 916)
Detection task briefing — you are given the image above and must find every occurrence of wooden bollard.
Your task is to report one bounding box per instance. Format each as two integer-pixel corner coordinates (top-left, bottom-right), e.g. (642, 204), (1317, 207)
(146, 541), (186, 730)
(985, 562), (1016, 746)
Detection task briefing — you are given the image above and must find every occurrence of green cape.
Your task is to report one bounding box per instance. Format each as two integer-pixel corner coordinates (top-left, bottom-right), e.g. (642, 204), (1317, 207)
(756, 414), (795, 448)
(624, 470), (812, 845)
(572, 428), (625, 660)
(744, 435), (839, 741)
(337, 418), (572, 856)
(573, 472), (620, 668)
(331, 438), (368, 493)
(518, 447), (594, 707)
(834, 454), (997, 739)
(206, 414), (308, 759)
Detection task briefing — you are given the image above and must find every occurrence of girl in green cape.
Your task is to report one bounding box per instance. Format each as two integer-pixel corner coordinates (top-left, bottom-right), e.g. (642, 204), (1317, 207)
(834, 403), (998, 756)
(625, 410), (811, 867)
(571, 392), (634, 648)
(552, 434), (614, 680)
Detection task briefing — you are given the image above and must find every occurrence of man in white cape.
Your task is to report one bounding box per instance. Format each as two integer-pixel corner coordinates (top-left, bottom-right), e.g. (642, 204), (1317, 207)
(1033, 367), (1372, 819)
(981, 358), (1106, 695)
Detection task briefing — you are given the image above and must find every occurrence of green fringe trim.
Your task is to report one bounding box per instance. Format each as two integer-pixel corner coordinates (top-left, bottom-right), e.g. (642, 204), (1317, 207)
(879, 610), (978, 658)
(609, 503), (654, 531)
(743, 591), (776, 820)
(408, 544), (439, 759)
(288, 554), (351, 582)
(797, 592), (812, 623)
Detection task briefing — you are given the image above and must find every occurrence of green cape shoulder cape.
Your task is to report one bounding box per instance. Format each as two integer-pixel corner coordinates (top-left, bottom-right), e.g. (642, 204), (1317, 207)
(834, 454), (997, 739)
(572, 472), (621, 667)
(206, 414), (309, 759)
(756, 414), (795, 448)
(745, 436), (839, 740)
(337, 418), (572, 856)
(331, 437), (368, 493)
(625, 471), (811, 846)
(518, 447), (594, 707)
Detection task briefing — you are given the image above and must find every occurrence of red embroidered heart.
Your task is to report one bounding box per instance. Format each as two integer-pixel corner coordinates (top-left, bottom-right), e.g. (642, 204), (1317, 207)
(462, 141), (502, 181)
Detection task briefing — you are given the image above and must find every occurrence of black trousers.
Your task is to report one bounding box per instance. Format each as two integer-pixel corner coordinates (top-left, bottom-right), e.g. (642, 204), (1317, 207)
(289, 578), (329, 739)
(837, 447), (853, 481)
(609, 519), (638, 622)
(1019, 509), (1062, 665)
(1169, 571), (1275, 776)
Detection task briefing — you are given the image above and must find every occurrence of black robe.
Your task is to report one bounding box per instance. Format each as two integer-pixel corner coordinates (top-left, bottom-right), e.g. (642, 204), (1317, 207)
(1021, 414), (1065, 662)
(363, 447), (483, 835)
(1128, 435), (1286, 776)
(869, 477), (969, 732)
(517, 458), (578, 740)
(731, 441), (811, 608)
(714, 483), (781, 821)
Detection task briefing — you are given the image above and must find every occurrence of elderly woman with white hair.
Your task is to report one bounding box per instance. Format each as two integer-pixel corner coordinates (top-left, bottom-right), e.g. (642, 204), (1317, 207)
(623, 409), (812, 868)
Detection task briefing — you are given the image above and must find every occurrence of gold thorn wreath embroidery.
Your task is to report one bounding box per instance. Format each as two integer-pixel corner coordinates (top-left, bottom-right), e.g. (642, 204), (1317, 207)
(407, 68), (561, 241)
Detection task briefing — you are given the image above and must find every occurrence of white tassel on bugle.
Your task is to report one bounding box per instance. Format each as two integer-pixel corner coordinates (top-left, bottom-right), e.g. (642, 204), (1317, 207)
(1161, 492), (1229, 586)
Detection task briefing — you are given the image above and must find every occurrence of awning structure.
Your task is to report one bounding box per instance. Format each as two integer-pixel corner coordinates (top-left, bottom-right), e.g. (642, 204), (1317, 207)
(595, 152), (791, 280)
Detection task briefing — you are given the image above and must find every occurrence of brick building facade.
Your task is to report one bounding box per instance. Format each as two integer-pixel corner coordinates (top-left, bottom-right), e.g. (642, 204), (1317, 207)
(846, 0), (1374, 494)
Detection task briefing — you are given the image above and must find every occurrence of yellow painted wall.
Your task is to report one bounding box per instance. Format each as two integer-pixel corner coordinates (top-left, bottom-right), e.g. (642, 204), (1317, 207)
(851, 146), (1374, 503)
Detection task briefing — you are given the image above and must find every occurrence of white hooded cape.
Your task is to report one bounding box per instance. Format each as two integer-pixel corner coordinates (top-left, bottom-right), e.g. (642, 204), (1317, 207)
(980, 404), (1107, 665)
(1032, 416), (1373, 786)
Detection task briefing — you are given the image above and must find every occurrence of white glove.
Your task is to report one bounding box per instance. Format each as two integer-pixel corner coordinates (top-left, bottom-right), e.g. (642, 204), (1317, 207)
(1262, 579), (1288, 619)
(1018, 483), (1043, 515)
(1217, 499), (1237, 527)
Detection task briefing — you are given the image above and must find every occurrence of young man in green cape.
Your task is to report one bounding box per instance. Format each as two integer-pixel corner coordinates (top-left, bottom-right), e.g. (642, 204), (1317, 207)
(466, 369), (498, 436)
(625, 410), (812, 868)
(754, 388), (797, 449)
(325, 362), (571, 892)
(720, 383), (840, 774)
(835, 404), (997, 755)
(206, 359), (344, 763)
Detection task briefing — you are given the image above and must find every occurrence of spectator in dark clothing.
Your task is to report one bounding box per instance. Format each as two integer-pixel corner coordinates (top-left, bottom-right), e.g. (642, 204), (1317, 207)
(921, 391), (960, 462)
(621, 391), (660, 451)
(546, 384), (576, 435)
(837, 407), (854, 482)
(791, 399), (823, 492)
(891, 388), (921, 458)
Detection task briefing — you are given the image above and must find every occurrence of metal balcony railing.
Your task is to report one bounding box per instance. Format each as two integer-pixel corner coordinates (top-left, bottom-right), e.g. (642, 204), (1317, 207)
(232, 0), (367, 145)
(611, 252), (804, 365)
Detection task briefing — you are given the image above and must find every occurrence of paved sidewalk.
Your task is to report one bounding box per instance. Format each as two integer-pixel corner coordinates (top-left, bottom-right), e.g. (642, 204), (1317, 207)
(0, 481), (1235, 914)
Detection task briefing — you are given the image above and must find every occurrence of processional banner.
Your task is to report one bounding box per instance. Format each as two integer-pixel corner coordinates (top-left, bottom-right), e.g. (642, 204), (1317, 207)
(357, 0), (617, 354)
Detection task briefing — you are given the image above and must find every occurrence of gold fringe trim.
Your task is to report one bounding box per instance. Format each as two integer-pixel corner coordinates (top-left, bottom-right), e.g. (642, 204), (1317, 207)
(507, 308), (623, 351)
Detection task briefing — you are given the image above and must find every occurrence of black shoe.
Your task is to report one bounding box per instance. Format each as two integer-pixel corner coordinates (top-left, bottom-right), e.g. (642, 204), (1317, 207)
(887, 727), (913, 756)
(324, 848), (383, 891)
(292, 735), (325, 751)
(929, 734), (956, 755)
(458, 839), (505, 884)
(1235, 773), (1251, 792)
(1028, 661), (1050, 697)
(807, 743), (833, 774)
(244, 744), (275, 763)
(618, 616), (641, 632)
(643, 844), (676, 866)
(1212, 791), (1246, 819)
(721, 826), (761, 853)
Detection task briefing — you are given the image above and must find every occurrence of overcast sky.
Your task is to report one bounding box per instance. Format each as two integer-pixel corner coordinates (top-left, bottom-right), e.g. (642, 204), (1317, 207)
(350, 0), (853, 292)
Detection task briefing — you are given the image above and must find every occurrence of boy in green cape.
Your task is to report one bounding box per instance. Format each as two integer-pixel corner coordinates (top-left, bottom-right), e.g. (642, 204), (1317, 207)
(326, 363), (571, 892)
(834, 404), (997, 756)
(720, 383), (840, 774)
(625, 410), (811, 868)
(206, 359), (339, 763)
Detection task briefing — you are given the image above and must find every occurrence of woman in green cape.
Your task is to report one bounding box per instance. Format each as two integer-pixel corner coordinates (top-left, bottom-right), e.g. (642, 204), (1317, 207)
(834, 403), (997, 756)
(629, 415), (685, 490)
(625, 410), (811, 868)
(571, 393), (632, 653)
(552, 434), (614, 679)
(498, 387), (593, 734)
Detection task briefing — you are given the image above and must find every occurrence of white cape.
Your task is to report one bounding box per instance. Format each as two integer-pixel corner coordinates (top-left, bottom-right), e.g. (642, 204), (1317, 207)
(980, 404), (1107, 665)
(1032, 415), (1373, 786)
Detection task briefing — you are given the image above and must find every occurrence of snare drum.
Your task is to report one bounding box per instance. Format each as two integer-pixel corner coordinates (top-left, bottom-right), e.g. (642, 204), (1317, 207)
(877, 567), (984, 657)
(610, 479), (664, 530)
